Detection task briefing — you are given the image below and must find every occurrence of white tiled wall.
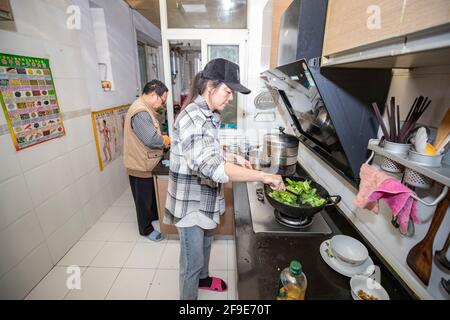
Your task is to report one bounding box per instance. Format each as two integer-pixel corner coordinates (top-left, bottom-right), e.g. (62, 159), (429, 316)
(0, 0), (159, 299)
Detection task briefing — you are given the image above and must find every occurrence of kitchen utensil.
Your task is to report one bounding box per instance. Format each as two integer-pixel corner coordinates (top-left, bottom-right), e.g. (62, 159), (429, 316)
(320, 240), (374, 278)
(372, 96), (431, 143)
(435, 232), (450, 271)
(437, 133), (450, 154)
(441, 278), (450, 294)
(262, 127), (299, 172)
(372, 102), (389, 139)
(408, 150), (443, 167)
(350, 275), (390, 300)
(403, 167), (432, 189)
(264, 176), (341, 219)
(383, 140), (411, 155)
(330, 235), (369, 266)
(413, 127), (428, 154)
(434, 108), (450, 151)
(407, 192), (450, 285)
(254, 90), (279, 109)
(398, 96), (432, 144)
(425, 143), (437, 156)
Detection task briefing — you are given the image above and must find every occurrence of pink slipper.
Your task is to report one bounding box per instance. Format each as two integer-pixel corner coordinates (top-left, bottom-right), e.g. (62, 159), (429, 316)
(199, 277), (228, 292)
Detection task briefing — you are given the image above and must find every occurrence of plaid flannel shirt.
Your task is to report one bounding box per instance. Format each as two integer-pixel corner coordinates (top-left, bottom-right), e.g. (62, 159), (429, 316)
(164, 96), (226, 225)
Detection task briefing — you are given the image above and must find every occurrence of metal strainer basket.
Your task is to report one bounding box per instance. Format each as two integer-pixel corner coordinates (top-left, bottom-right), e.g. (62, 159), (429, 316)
(403, 167), (432, 189)
(381, 156), (404, 173)
(254, 90), (279, 109)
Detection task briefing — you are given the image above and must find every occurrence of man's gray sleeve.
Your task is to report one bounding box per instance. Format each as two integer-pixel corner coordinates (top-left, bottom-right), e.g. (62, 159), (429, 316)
(131, 112), (164, 149)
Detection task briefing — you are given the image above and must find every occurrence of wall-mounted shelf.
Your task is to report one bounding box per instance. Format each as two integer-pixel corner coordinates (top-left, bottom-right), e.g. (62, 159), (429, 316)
(368, 139), (450, 187)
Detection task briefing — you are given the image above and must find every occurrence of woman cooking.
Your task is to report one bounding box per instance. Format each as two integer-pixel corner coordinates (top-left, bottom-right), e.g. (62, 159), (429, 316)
(164, 58), (285, 300)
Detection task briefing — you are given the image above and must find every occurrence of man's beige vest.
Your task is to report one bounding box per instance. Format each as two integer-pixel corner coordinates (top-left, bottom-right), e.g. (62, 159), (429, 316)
(123, 97), (163, 178)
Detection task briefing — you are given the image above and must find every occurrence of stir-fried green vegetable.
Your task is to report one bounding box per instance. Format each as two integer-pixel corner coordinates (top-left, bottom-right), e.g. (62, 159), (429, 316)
(269, 178), (326, 207)
(269, 190), (298, 206)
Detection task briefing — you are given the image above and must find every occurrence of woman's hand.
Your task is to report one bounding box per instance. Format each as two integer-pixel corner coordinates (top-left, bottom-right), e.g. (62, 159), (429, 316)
(262, 173), (285, 191)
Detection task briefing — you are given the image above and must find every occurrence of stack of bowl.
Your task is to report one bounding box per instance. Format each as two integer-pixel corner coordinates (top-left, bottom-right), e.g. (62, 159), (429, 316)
(330, 235), (369, 266)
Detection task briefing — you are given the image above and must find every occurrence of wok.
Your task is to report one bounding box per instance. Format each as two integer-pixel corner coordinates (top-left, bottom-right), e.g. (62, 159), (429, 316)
(264, 176), (341, 219)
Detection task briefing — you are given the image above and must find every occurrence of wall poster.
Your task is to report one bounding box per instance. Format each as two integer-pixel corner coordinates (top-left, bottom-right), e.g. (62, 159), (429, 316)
(92, 105), (129, 171)
(0, 53), (65, 151)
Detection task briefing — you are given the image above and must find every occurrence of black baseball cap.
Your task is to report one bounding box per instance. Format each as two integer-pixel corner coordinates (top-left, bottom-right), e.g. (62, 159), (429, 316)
(202, 58), (251, 95)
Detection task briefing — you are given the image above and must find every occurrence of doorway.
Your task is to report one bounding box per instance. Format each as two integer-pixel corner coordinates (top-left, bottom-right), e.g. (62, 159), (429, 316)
(168, 39), (202, 121)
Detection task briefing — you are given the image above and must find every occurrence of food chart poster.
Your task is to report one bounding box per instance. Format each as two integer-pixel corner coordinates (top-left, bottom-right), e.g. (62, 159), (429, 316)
(0, 53), (65, 151)
(92, 105), (129, 171)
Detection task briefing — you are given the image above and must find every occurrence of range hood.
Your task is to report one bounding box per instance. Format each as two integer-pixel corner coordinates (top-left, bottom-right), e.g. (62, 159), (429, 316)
(261, 59), (391, 186)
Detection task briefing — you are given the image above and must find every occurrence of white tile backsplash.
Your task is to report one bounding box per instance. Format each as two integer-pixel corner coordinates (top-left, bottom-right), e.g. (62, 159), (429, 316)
(52, 154), (76, 193)
(0, 175), (34, 231)
(65, 116), (93, 152)
(0, 211), (45, 277)
(0, 243), (53, 300)
(43, 41), (84, 79)
(35, 183), (82, 237)
(46, 210), (87, 264)
(52, 78), (90, 113)
(18, 137), (68, 173)
(35, 2), (80, 47)
(24, 162), (59, 207)
(0, 135), (22, 183)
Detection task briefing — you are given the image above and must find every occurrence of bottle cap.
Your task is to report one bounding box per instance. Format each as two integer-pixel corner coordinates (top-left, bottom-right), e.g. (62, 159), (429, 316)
(290, 260), (302, 276)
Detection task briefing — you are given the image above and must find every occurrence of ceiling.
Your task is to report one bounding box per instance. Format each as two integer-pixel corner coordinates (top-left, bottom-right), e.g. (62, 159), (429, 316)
(166, 0), (247, 29)
(126, 0), (161, 28)
(126, 0), (247, 29)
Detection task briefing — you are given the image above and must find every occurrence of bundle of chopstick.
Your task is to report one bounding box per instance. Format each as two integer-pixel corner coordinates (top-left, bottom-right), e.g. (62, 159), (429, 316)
(372, 96), (431, 143)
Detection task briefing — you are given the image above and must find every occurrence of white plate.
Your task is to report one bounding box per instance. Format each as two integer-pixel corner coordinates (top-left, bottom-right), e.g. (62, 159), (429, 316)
(320, 240), (374, 278)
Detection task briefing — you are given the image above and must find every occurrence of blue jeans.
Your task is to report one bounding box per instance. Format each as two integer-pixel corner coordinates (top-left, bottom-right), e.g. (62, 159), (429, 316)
(177, 226), (214, 300)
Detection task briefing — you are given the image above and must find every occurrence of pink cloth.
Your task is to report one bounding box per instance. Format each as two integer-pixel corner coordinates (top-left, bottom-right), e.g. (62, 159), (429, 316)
(353, 164), (391, 213)
(368, 179), (420, 233)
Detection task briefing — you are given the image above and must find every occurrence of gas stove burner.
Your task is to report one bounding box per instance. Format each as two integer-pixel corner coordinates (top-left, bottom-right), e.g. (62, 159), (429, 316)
(274, 210), (313, 229)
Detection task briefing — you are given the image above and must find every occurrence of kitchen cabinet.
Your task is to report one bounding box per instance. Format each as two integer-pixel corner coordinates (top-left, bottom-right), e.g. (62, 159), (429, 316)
(154, 175), (235, 235)
(322, 0), (404, 57)
(322, 0), (450, 68)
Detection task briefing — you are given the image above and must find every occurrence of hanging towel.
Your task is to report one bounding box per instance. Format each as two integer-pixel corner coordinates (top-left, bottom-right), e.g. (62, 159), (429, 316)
(368, 178), (420, 233)
(354, 164), (391, 213)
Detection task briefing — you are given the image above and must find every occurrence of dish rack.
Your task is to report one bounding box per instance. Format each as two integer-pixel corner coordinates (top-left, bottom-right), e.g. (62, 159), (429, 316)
(366, 139), (449, 207)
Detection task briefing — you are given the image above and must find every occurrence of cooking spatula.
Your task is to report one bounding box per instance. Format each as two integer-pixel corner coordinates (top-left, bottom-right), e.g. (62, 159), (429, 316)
(407, 192), (450, 286)
(434, 108), (450, 150)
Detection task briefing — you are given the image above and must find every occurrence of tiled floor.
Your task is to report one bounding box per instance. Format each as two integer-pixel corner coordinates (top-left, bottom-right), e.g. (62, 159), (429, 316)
(26, 188), (238, 300)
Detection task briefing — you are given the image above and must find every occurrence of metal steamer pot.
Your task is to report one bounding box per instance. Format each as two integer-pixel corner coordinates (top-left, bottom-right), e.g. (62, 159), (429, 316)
(264, 176), (342, 219)
(262, 127), (299, 174)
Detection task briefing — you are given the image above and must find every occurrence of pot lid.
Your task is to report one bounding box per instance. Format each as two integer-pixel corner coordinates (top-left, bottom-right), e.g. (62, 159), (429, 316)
(264, 127), (299, 147)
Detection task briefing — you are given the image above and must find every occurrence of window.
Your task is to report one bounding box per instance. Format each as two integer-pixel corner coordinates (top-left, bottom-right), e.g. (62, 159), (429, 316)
(208, 45), (239, 129)
(166, 0), (247, 29)
(137, 42), (148, 91)
(0, 0), (13, 21)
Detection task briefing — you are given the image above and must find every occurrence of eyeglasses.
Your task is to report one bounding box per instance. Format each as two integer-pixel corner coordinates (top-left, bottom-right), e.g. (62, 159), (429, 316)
(158, 95), (167, 106)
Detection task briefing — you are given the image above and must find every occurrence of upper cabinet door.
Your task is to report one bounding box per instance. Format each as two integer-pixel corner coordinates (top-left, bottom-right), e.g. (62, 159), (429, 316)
(322, 0), (404, 56)
(398, 0), (450, 36)
(322, 0), (450, 57)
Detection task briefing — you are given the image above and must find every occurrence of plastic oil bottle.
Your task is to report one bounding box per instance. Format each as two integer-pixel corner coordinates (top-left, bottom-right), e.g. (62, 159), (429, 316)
(276, 260), (307, 300)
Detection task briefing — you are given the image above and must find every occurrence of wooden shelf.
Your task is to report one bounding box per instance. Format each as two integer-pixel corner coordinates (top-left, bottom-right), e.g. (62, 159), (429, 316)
(368, 139), (450, 187)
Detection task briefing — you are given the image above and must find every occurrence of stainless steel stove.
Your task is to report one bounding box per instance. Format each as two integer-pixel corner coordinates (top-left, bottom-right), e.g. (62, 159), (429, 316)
(247, 182), (332, 235)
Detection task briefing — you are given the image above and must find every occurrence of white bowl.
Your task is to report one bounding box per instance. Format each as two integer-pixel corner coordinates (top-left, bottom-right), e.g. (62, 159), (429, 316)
(350, 275), (390, 300)
(330, 235), (369, 266)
